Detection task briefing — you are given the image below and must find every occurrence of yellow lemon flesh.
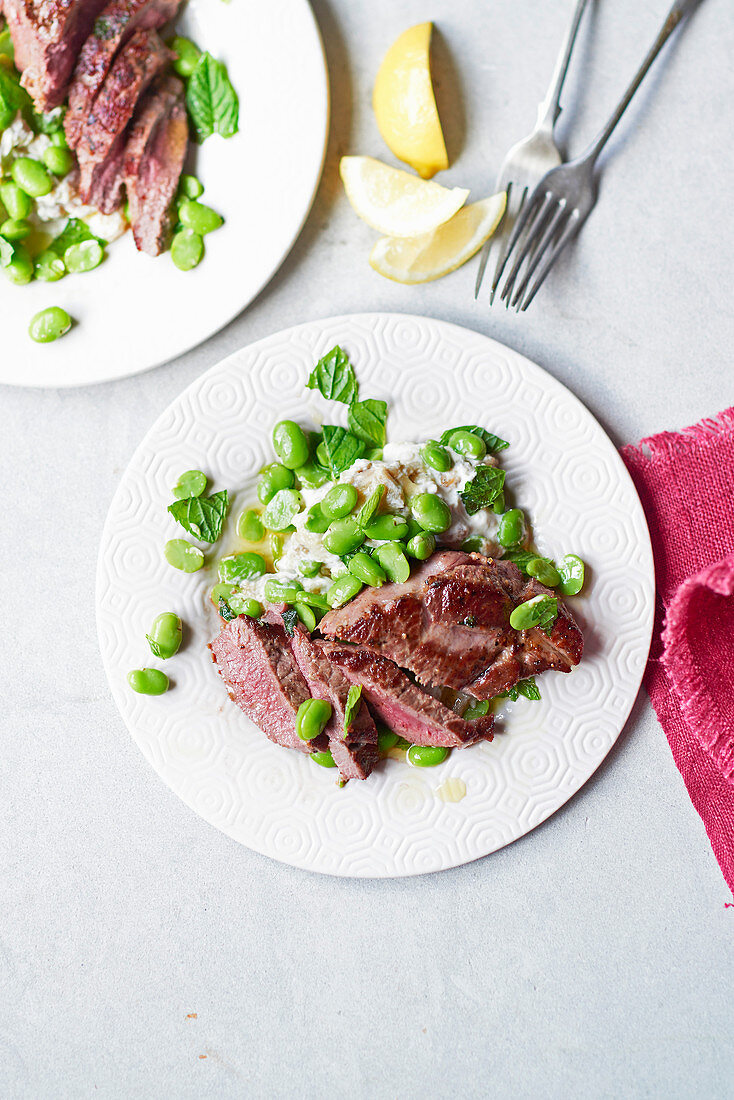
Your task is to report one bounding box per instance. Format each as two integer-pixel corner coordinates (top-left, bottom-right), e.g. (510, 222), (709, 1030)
(340, 155), (468, 239)
(373, 22), (448, 179)
(369, 192), (507, 284)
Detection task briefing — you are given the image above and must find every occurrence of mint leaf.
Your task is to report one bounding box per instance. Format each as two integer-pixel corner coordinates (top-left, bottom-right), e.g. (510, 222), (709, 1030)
(168, 489), (228, 542)
(186, 52), (239, 142)
(0, 66), (31, 129)
(535, 600), (558, 636)
(282, 607), (298, 636)
(497, 677), (542, 703)
(503, 550), (549, 575)
(31, 105), (65, 133)
(348, 399), (387, 447)
(0, 28), (16, 63)
(321, 426), (365, 476)
(440, 425), (509, 453)
(343, 684), (362, 736)
(218, 596), (236, 622)
(516, 678), (541, 701)
(307, 346), (358, 404)
(460, 467), (505, 515)
(355, 485), (385, 529)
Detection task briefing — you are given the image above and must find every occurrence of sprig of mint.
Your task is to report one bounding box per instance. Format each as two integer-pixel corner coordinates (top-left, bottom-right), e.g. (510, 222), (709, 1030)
(497, 677), (541, 702)
(503, 550), (551, 575)
(31, 105), (65, 133)
(218, 596), (236, 622)
(307, 346), (358, 404)
(343, 684), (363, 736)
(320, 426), (365, 476)
(0, 66), (31, 130)
(348, 399), (387, 447)
(305, 347), (388, 457)
(534, 599), (558, 637)
(168, 489), (228, 542)
(460, 467), (506, 515)
(186, 52), (239, 143)
(440, 425), (509, 454)
(281, 607), (299, 636)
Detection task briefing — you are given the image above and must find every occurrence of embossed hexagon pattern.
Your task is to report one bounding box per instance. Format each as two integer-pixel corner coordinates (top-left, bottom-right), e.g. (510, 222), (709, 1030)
(96, 314), (655, 878)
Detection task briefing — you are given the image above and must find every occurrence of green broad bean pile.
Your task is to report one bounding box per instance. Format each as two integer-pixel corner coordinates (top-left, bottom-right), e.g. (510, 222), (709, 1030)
(0, 21), (230, 342)
(132, 347), (589, 777)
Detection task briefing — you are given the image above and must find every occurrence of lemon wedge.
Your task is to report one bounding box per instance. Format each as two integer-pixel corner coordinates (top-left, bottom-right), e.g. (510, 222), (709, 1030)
(340, 155), (469, 238)
(369, 192), (507, 284)
(373, 22), (448, 179)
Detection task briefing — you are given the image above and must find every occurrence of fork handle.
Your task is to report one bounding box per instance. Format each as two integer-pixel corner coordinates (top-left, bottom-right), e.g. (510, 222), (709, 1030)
(580, 0), (706, 164)
(536, 0), (590, 133)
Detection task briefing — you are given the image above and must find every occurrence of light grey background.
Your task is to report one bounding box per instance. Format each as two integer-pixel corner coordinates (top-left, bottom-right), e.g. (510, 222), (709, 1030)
(2, 0), (733, 1096)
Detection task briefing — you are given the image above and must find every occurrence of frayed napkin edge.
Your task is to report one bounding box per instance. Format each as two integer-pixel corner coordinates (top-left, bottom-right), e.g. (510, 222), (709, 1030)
(622, 407), (734, 467)
(661, 554), (734, 785)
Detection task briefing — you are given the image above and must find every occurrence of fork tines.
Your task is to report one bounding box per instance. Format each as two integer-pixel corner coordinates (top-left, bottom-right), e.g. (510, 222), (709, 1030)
(491, 183), (581, 312)
(474, 179), (527, 305)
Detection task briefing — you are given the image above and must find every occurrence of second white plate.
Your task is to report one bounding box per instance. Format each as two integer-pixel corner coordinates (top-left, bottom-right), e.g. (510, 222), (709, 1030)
(96, 313), (655, 877)
(2, 0), (329, 387)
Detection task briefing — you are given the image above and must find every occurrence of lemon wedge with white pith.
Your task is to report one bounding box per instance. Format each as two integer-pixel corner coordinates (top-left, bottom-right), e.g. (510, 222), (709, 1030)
(340, 156), (469, 239)
(369, 192), (507, 284)
(373, 22), (448, 179)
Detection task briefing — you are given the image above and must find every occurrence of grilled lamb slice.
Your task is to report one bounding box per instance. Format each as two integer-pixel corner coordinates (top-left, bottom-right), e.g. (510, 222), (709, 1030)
(122, 70), (178, 180)
(290, 628), (379, 782)
(3, 0), (108, 110)
(320, 551), (583, 700)
(65, 0), (181, 149)
(318, 641), (494, 749)
(124, 73), (186, 254)
(76, 29), (170, 204)
(208, 616), (328, 756)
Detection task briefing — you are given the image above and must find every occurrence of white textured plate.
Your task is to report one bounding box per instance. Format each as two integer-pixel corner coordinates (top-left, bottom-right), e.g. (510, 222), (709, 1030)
(2, 0), (328, 388)
(96, 314), (655, 877)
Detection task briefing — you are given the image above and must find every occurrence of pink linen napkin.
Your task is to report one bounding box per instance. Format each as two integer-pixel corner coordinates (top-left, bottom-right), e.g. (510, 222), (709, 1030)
(621, 410), (734, 898)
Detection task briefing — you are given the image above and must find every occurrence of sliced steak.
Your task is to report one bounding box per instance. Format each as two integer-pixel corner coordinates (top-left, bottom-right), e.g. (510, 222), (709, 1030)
(208, 616), (328, 756)
(65, 0), (181, 149)
(76, 29), (170, 204)
(318, 641), (494, 749)
(122, 69), (178, 182)
(291, 628), (379, 782)
(4, 0), (108, 110)
(320, 550), (583, 700)
(123, 72), (186, 254)
(82, 134), (126, 211)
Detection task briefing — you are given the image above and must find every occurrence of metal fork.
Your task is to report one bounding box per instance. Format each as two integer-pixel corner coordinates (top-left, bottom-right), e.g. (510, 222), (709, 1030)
(495, 0), (705, 312)
(474, 0), (590, 303)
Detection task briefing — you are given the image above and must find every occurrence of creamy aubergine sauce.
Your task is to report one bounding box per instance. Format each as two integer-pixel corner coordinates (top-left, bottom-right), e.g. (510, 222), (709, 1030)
(225, 441), (503, 604)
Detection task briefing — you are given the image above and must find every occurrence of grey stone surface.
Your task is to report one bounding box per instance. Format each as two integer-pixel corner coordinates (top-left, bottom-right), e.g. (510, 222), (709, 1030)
(1, 1), (733, 1096)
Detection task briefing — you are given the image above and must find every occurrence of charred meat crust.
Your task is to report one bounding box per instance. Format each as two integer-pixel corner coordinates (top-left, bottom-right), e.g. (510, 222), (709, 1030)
(320, 550), (583, 700)
(76, 29), (170, 204)
(65, 0), (181, 147)
(4, 0), (110, 110)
